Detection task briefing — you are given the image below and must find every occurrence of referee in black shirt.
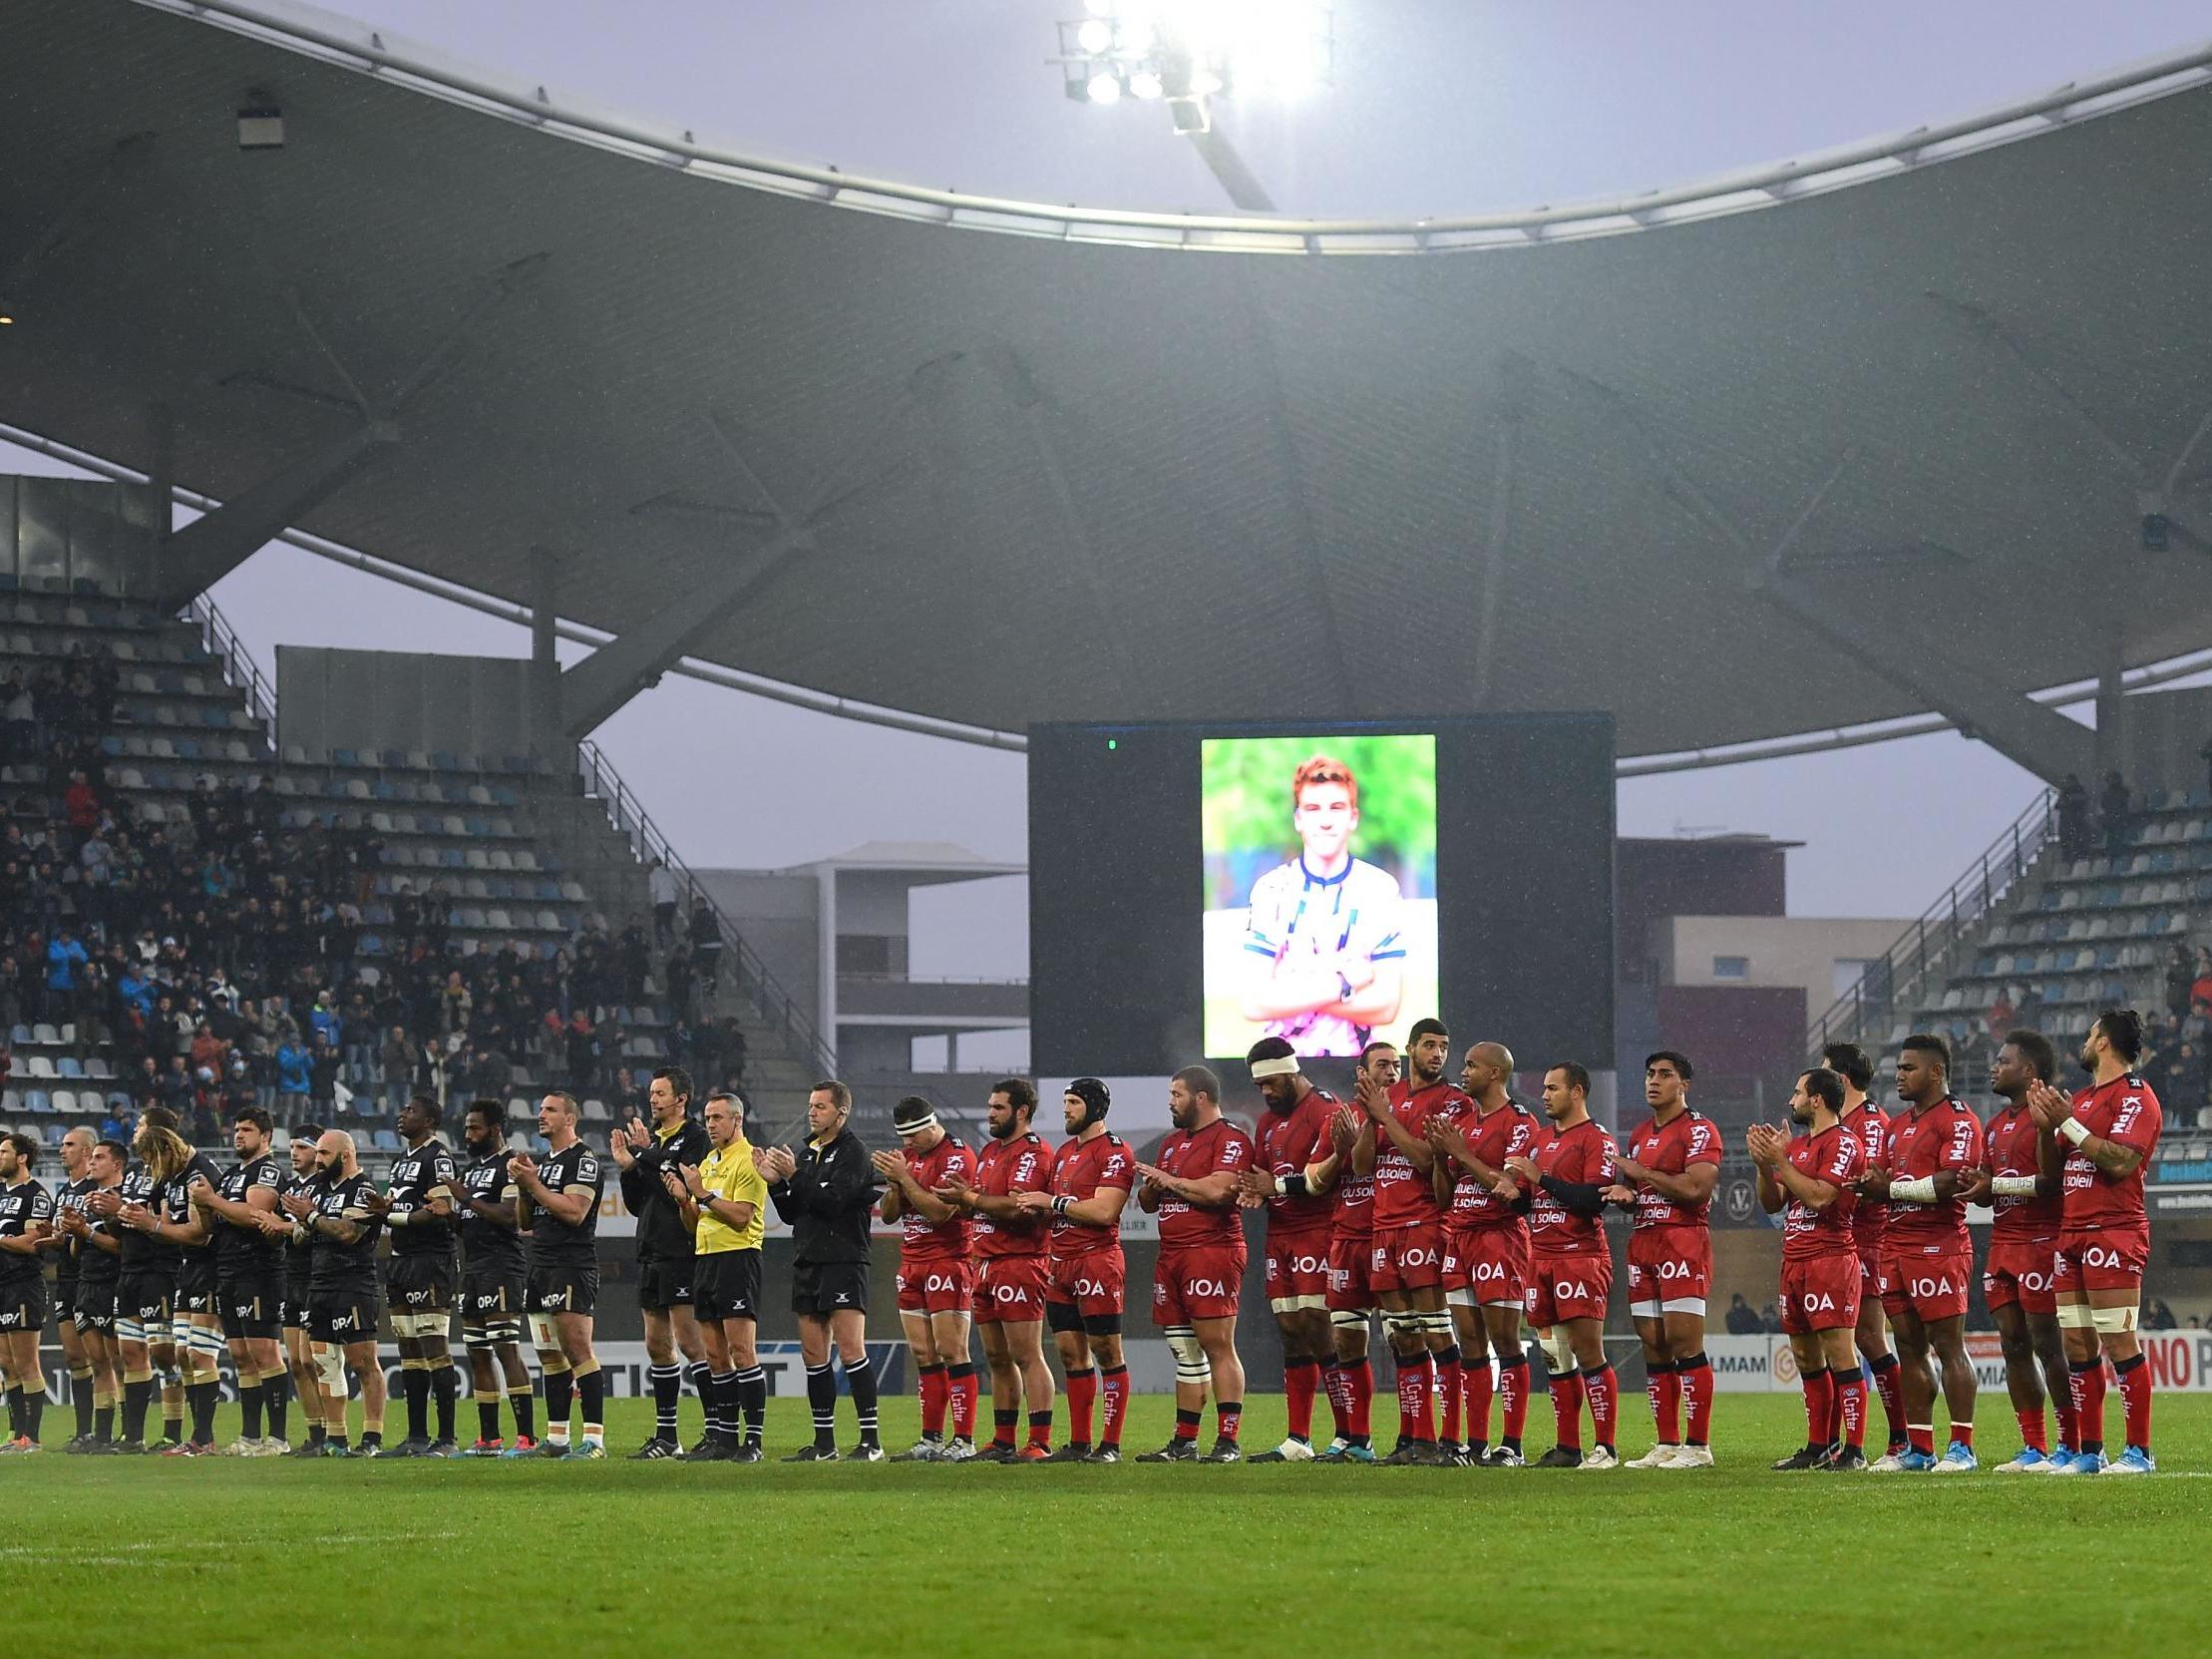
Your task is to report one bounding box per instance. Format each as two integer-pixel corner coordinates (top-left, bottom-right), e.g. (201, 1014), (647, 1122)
(762, 1079), (885, 1461)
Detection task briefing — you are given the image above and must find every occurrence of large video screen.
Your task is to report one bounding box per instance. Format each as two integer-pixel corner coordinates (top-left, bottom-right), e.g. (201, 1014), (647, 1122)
(1201, 734), (1436, 1059)
(1032, 715), (1615, 1078)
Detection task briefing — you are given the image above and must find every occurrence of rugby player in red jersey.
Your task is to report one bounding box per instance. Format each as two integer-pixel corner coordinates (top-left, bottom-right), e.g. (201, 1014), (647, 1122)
(1013, 1078), (1133, 1462)
(1825, 1041), (1908, 1460)
(1234, 1037), (1347, 1462)
(1961, 1030), (2075, 1470)
(1313, 1042), (1393, 1460)
(1353, 1018), (1467, 1464)
(2029, 1008), (2163, 1474)
(1750, 1066), (1869, 1469)
(1609, 1050), (1721, 1468)
(874, 1096), (980, 1461)
(1864, 1034), (1983, 1471)
(935, 1079), (1055, 1461)
(1504, 1062), (1621, 1468)
(1134, 1065), (1255, 1462)
(1427, 1040), (1538, 1466)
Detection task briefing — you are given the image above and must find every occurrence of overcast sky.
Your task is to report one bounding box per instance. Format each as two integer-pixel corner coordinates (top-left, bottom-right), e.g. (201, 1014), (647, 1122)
(10, 0), (2208, 978)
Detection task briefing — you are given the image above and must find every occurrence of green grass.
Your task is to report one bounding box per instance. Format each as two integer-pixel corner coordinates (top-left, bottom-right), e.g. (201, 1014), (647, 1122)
(4, 1394), (2206, 1658)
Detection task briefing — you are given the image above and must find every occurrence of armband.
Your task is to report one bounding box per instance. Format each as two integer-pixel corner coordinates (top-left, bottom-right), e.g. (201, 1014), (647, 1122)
(1051, 1195), (1072, 1218)
(1890, 1176), (1938, 1204)
(1989, 1175), (2039, 1198)
(2057, 1117), (2092, 1147)
(1281, 1172), (1309, 1199)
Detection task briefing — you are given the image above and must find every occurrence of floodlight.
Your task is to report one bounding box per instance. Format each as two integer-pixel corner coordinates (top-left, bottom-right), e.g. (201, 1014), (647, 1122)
(1077, 17), (1113, 53)
(1087, 71), (1124, 105)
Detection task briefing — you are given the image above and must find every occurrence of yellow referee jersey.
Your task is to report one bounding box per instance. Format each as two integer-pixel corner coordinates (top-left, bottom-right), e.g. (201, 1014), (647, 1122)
(695, 1135), (768, 1255)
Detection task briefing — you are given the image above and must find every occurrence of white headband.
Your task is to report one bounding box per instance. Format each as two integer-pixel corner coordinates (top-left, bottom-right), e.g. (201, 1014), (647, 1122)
(897, 1111), (940, 1134)
(1249, 1055), (1299, 1080)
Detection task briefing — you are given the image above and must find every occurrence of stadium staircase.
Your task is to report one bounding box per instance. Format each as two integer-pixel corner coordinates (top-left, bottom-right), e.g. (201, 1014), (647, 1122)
(1807, 784), (2212, 1146)
(1, 581), (847, 1156)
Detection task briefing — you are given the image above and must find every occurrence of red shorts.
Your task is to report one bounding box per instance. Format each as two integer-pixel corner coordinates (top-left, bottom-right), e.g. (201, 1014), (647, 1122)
(1983, 1236), (2059, 1316)
(1443, 1224), (1529, 1307)
(1877, 1246), (1972, 1322)
(1264, 1231), (1330, 1312)
(974, 1255), (1048, 1324)
(1153, 1245), (1245, 1325)
(1047, 1249), (1126, 1319)
(1368, 1220), (1445, 1293)
(2051, 1228), (2149, 1297)
(896, 1257), (975, 1316)
(1325, 1233), (1377, 1314)
(1626, 1224), (1711, 1315)
(1523, 1252), (1611, 1327)
(1780, 1253), (1862, 1335)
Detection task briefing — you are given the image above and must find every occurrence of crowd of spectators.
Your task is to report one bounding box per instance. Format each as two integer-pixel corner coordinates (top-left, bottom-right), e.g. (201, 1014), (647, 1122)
(3, 640), (747, 1143)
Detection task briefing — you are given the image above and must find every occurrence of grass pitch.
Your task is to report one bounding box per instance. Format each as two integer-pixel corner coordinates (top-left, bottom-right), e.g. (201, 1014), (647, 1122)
(4, 1394), (2205, 1659)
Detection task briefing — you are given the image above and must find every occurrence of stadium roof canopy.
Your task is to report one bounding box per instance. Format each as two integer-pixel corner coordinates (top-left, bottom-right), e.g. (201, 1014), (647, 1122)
(8, 1), (2212, 765)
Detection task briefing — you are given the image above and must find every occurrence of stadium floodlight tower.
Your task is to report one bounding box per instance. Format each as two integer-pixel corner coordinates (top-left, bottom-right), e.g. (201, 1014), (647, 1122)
(1052, 0), (1334, 210)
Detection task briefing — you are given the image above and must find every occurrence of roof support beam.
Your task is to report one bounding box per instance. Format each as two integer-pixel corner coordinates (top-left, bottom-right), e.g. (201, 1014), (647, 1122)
(558, 392), (916, 741)
(152, 419), (395, 610)
(556, 519), (816, 740)
(1752, 567), (2094, 785)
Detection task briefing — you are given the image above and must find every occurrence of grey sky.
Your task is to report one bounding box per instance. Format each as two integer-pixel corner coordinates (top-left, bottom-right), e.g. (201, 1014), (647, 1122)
(10, 0), (2207, 968)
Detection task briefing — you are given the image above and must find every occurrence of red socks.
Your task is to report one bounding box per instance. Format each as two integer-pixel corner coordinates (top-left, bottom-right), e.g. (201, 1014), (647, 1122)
(1500, 1354), (1528, 1442)
(919, 1364), (947, 1438)
(2070, 1358), (2107, 1452)
(1552, 1369), (1585, 1451)
(1285, 1358), (1318, 1442)
(1437, 1348), (1463, 1445)
(1099, 1364), (1128, 1450)
(1678, 1353), (1713, 1445)
(1868, 1353), (1905, 1448)
(1464, 1352), (1494, 1446)
(1834, 1366), (1866, 1449)
(1397, 1354), (1436, 1444)
(2017, 1407), (2047, 1455)
(1802, 1368), (1835, 1448)
(1646, 1359), (1680, 1444)
(1066, 1367), (1098, 1450)
(1345, 1357), (1373, 1439)
(2115, 1353), (2152, 1452)
(1582, 1364), (1618, 1451)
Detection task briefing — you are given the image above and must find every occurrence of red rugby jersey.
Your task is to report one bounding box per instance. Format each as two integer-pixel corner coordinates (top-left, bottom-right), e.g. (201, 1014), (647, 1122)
(1525, 1118), (1617, 1257)
(1372, 1079), (1467, 1228)
(1047, 1131), (1133, 1260)
(1780, 1124), (1863, 1261)
(1152, 1117), (1254, 1249)
(896, 1134), (974, 1263)
(969, 1130), (1051, 1260)
(1621, 1108), (1722, 1230)
(2060, 1073), (2162, 1235)
(1258, 1086), (1340, 1238)
(1445, 1099), (1539, 1233)
(1881, 1097), (1981, 1254)
(1980, 1101), (2061, 1245)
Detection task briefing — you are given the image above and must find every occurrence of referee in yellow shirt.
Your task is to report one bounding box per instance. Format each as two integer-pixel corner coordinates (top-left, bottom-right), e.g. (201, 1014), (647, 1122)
(664, 1091), (769, 1461)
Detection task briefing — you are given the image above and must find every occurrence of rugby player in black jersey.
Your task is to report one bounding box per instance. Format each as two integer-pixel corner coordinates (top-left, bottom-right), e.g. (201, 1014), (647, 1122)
(509, 1092), (606, 1458)
(274, 1124), (327, 1453)
(45, 1127), (102, 1449)
(362, 1096), (461, 1456)
(57, 1138), (127, 1450)
(0, 1132), (55, 1452)
(189, 1106), (289, 1454)
(281, 1130), (388, 1456)
(455, 1101), (536, 1454)
(90, 1110), (191, 1452)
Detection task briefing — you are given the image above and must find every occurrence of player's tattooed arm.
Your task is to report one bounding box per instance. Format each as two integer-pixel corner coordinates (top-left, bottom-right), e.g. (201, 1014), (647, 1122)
(2026, 1079), (2144, 1178)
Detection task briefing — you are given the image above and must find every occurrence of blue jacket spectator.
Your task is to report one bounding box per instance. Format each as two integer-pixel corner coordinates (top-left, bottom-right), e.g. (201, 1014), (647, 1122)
(46, 931), (87, 991)
(276, 1040), (312, 1099)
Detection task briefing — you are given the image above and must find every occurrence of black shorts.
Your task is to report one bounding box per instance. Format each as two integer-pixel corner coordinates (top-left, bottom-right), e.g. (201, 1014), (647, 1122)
(525, 1264), (598, 1318)
(308, 1292), (382, 1345)
(72, 1281), (117, 1334)
(175, 1254), (219, 1316)
(281, 1279), (314, 1331)
(217, 1271), (285, 1341)
(384, 1252), (458, 1316)
(52, 1277), (78, 1324)
(0, 1280), (46, 1335)
(635, 1254), (696, 1312)
(117, 1268), (176, 1329)
(693, 1250), (761, 1324)
(461, 1270), (526, 1323)
(792, 1258), (870, 1317)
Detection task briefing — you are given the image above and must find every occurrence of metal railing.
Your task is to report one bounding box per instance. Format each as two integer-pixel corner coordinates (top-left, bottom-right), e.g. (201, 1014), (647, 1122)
(182, 591), (277, 751)
(571, 737), (839, 1083)
(1807, 787), (2058, 1058)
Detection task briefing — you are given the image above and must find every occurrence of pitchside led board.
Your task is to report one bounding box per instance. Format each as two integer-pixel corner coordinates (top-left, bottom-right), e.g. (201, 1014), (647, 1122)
(1029, 716), (1616, 1079)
